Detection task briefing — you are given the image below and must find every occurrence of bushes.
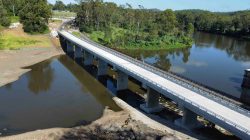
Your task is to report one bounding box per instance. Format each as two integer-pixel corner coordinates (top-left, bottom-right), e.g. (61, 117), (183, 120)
(23, 20), (48, 33)
(19, 0), (51, 34)
(0, 0), (10, 27)
(0, 16), (10, 27)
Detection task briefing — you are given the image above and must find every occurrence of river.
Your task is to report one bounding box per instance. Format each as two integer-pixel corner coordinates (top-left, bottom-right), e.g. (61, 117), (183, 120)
(0, 55), (121, 136)
(120, 32), (250, 105)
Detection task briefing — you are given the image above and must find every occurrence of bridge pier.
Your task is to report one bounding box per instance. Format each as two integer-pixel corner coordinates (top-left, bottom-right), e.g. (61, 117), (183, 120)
(66, 41), (74, 54)
(140, 87), (163, 113)
(59, 36), (67, 52)
(112, 65), (117, 71)
(74, 45), (82, 59)
(175, 106), (201, 129)
(141, 82), (147, 89)
(97, 59), (108, 76)
(116, 70), (128, 91)
(242, 69), (250, 88)
(84, 51), (94, 65)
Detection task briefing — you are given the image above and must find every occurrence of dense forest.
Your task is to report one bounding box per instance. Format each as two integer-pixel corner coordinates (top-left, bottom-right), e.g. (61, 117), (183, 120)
(76, 0), (194, 50)
(75, 0), (250, 50)
(176, 10), (250, 38)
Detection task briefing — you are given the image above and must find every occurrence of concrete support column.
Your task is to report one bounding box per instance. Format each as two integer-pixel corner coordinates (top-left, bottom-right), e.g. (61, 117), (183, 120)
(66, 41), (74, 54)
(59, 36), (67, 52)
(141, 82), (147, 89)
(74, 45), (82, 59)
(242, 69), (250, 88)
(116, 70), (128, 91)
(140, 87), (163, 113)
(175, 107), (200, 129)
(112, 65), (117, 71)
(98, 59), (108, 76)
(84, 51), (94, 65)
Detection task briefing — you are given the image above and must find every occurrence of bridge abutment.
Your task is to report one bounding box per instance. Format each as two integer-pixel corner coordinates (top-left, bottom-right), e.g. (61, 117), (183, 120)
(116, 70), (128, 91)
(140, 87), (163, 113)
(98, 59), (108, 76)
(84, 51), (94, 65)
(175, 107), (201, 129)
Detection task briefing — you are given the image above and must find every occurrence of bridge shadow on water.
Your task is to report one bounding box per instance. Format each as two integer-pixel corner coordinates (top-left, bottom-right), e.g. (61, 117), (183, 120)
(65, 54), (239, 140)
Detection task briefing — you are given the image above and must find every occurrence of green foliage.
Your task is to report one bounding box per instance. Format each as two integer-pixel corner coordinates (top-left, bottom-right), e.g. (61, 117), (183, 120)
(52, 0), (79, 12)
(72, 31), (81, 37)
(19, 0), (52, 33)
(0, 0), (11, 27)
(76, 1), (193, 50)
(176, 10), (250, 38)
(0, 31), (51, 50)
(10, 16), (19, 23)
(53, 0), (66, 11)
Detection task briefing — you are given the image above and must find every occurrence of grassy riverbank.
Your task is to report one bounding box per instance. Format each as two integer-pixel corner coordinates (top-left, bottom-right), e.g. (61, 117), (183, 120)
(83, 27), (193, 50)
(0, 26), (51, 50)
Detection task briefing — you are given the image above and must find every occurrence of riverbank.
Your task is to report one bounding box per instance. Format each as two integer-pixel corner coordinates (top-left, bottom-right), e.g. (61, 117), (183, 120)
(0, 48), (63, 87)
(0, 107), (187, 140)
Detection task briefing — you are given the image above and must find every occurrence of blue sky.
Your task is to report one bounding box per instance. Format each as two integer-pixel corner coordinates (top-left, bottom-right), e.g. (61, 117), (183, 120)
(48, 0), (250, 12)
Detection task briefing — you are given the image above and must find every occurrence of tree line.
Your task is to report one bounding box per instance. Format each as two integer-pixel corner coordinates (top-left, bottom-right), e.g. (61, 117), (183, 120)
(76, 0), (194, 50)
(0, 0), (51, 33)
(52, 0), (78, 12)
(176, 10), (250, 38)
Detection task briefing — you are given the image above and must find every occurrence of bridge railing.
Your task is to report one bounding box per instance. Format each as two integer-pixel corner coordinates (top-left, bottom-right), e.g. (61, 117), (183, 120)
(63, 28), (250, 118)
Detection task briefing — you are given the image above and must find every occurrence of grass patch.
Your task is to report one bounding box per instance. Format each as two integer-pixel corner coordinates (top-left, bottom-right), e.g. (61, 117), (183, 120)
(0, 30), (51, 50)
(52, 11), (76, 18)
(0, 25), (4, 31)
(10, 16), (20, 23)
(72, 31), (81, 37)
(49, 19), (62, 23)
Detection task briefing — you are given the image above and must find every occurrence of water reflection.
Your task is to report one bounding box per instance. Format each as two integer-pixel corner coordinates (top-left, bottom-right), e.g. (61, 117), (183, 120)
(26, 59), (54, 94)
(0, 55), (120, 136)
(120, 32), (250, 105)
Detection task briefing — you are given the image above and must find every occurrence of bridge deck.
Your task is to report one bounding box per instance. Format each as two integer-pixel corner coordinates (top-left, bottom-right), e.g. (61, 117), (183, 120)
(59, 30), (250, 138)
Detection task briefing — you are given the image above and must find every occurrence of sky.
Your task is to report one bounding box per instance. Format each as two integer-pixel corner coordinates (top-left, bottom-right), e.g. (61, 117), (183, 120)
(48, 0), (250, 12)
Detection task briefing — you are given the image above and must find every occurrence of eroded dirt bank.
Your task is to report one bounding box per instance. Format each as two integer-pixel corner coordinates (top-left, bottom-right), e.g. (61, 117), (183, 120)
(0, 108), (188, 140)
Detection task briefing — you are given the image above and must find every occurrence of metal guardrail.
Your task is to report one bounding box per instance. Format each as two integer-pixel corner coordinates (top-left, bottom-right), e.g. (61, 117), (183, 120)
(58, 22), (250, 136)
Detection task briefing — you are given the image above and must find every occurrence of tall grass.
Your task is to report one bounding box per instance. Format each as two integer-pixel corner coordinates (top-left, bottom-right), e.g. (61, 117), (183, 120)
(0, 32), (51, 50)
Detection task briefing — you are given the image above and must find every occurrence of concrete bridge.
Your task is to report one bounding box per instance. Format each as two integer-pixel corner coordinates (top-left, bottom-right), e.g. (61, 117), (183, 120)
(58, 29), (250, 139)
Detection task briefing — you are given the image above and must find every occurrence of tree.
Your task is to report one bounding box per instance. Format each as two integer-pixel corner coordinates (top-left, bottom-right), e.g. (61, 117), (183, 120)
(19, 0), (52, 33)
(0, 0), (10, 27)
(53, 0), (66, 11)
(186, 23), (194, 36)
(156, 9), (177, 36)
